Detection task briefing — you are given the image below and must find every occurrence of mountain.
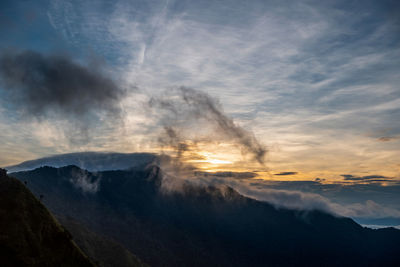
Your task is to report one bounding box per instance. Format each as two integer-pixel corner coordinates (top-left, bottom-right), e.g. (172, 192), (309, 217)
(12, 165), (400, 267)
(0, 168), (94, 267)
(5, 152), (157, 172)
(58, 216), (147, 267)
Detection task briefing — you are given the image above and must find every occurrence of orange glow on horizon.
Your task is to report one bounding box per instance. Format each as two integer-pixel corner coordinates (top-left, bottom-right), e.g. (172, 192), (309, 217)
(148, 141), (399, 185)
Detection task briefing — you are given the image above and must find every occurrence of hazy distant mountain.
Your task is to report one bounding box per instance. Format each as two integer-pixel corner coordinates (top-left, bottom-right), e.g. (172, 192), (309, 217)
(6, 152), (157, 172)
(12, 165), (400, 266)
(0, 169), (94, 267)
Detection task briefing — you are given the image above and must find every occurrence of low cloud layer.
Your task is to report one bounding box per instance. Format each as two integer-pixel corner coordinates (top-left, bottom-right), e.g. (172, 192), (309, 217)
(213, 178), (400, 219)
(274, 172), (297, 176)
(341, 174), (391, 182)
(155, 161), (400, 220)
(195, 171), (258, 179)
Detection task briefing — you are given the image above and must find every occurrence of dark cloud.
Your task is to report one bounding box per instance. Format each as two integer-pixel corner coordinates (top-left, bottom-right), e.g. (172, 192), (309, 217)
(0, 49), (125, 123)
(360, 179), (393, 182)
(274, 171), (297, 176)
(195, 171), (258, 179)
(361, 175), (388, 179)
(378, 136), (397, 142)
(341, 174), (390, 181)
(150, 87), (267, 164)
(341, 174), (356, 180)
(158, 126), (189, 159)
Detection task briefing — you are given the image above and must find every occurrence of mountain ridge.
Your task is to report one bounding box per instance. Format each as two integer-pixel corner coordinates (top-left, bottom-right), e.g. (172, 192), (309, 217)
(12, 165), (400, 266)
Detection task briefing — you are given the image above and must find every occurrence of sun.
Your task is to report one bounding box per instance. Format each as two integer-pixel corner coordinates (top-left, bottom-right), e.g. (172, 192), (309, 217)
(205, 158), (233, 165)
(187, 151), (233, 166)
(161, 141), (263, 173)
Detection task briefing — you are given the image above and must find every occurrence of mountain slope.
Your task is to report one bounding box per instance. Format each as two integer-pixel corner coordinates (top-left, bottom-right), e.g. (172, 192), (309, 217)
(58, 216), (147, 267)
(12, 165), (400, 267)
(0, 168), (94, 267)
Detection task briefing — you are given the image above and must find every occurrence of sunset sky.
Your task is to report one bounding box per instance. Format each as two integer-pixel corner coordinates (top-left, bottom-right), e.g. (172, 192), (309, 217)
(1, 0), (399, 188)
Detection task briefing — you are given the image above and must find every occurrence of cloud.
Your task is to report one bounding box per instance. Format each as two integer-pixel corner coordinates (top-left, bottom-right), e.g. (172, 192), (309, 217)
(39, 0), (400, 178)
(378, 136), (398, 142)
(69, 167), (100, 193)
(228, 182), (335, 213)
(343, 200), (400, 219)
(218, 179), (400, 219)
(150, 87), (267, 164)
(0, 49), (126, 141)
(155, 162), (400, 220)
(194, 171), (258, 179)
(2, 0), (400, 178)
(274, 171), (297, 176)
(341, 174), (391, 181)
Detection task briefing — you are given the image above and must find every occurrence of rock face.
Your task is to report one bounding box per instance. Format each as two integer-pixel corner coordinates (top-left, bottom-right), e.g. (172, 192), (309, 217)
(0, 168), (94, 267)
(12, 165), (400, 267)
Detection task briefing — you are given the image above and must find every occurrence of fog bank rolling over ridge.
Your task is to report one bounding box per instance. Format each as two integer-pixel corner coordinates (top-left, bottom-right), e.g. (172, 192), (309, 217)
(5, 152), (157, 172)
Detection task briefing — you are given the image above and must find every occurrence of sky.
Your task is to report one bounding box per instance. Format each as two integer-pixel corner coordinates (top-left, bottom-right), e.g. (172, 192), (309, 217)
(1, 0), (400, 222)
